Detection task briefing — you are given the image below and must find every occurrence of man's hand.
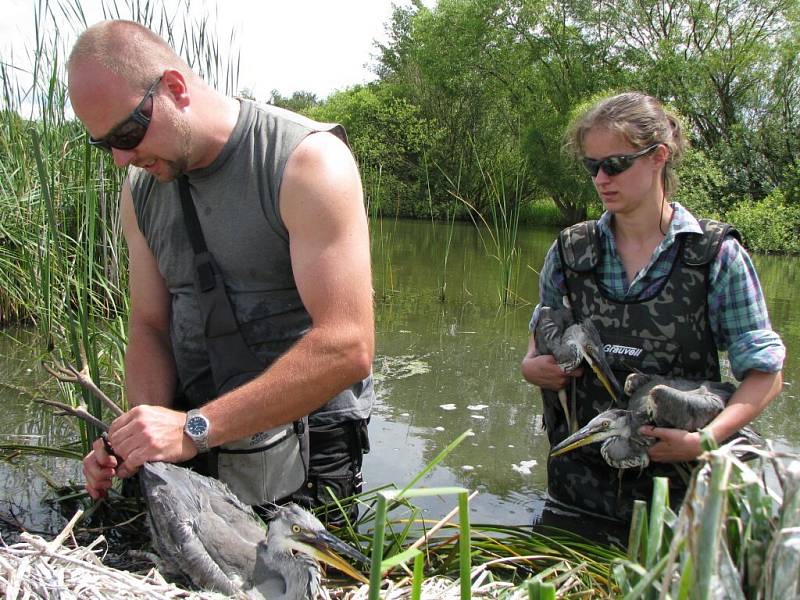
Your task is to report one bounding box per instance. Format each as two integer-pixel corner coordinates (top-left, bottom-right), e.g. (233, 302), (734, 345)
(108, 405), (198, 477)
(640, 426), (703, 463)
(83, 437), (122, 499)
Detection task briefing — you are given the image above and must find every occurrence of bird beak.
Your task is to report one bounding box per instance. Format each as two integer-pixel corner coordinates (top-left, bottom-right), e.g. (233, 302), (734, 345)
(550, 422), (609, 457)
(580, 345), (621, 402)
(297, 529), (370, 584)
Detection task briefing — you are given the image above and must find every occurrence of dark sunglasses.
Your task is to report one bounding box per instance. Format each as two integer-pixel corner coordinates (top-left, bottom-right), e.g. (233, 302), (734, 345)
(582, 143), (661, 177)
(88, 77), (162, 153)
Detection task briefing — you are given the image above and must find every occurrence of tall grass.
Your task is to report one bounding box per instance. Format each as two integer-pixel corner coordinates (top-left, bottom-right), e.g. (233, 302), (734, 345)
(363, 161), (398, 302)
(445, 162), (526, 306)
(611, 437), (800, 599)
(1, 0), (240, 450)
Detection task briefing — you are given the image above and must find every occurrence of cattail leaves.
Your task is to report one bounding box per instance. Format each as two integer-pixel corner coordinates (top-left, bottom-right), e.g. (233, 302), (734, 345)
(609, 436), (800, 600)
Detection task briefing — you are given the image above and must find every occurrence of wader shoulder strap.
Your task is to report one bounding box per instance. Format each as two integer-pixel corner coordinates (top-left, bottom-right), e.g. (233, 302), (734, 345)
(177, 176), (264, 393)
(558, 220), (600, 273)
(681, 218), (741, 267)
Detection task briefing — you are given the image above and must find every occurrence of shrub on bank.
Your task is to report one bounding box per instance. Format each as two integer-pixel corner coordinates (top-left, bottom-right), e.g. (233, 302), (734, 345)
(726, 190), (800, 254)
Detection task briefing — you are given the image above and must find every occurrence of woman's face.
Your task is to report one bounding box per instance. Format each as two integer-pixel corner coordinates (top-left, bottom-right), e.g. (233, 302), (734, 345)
(582, 128), (665, 216)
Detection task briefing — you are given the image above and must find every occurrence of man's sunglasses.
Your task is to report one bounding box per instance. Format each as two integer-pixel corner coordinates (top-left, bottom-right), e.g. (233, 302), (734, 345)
(582, 144), (662, 178)
(89, 77), (162, 153)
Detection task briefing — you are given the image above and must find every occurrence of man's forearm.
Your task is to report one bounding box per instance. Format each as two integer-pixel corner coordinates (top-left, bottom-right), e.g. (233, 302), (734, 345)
(202, 323), (372, 448)
(124, 322), (177, 408)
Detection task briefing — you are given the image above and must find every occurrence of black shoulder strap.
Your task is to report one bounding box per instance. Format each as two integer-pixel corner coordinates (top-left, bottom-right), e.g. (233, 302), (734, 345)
(178, 176), (208, 254)
(176, 178), (308, 475)
(682, 218), (741, 267)
(176, 177), (264, 393)
(558, 220), (600, 272)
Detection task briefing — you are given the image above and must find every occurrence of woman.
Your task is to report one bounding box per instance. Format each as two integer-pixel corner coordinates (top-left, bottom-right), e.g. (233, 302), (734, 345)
(521, 92), (785, 520)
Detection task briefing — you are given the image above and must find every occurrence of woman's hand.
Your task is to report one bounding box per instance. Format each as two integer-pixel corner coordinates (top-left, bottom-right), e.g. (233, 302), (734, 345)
(640, 426), (703, 463)
(521, 352), (584, 391)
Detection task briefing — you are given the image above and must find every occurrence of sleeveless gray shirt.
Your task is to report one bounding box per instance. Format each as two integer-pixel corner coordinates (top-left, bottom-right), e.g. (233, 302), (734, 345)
(129, 100), (373, 425)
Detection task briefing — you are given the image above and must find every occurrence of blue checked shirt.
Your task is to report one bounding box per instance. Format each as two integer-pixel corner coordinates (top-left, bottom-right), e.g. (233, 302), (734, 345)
(530, 203), (785, 380)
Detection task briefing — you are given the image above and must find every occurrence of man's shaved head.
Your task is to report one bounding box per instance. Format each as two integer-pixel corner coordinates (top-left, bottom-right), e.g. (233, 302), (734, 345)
(68, 20), (191, 91)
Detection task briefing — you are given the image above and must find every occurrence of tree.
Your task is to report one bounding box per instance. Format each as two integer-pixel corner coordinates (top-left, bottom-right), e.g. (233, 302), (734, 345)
(268, 90), (320, 115)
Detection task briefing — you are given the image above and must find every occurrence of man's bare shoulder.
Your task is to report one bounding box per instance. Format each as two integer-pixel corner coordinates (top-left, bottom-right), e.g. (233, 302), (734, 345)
(286, 130), (354, 174)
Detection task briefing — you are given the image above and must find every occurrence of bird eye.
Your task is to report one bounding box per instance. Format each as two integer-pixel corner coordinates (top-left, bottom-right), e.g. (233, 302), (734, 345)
(292, 524), (301, 534)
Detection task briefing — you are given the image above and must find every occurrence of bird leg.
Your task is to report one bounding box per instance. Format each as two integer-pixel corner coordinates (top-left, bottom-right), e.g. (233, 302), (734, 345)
(35, 398), (108, 432)
(569, 378), (579, 434)
(557, 389), (574, 435)
(40, 354), (123, 461)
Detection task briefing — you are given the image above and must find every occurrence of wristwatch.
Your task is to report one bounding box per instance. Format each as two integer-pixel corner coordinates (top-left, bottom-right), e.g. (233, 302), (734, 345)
(184, 409), (210, 454)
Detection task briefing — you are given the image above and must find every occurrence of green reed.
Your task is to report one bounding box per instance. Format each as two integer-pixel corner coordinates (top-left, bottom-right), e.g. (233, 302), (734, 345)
(363, 160), (398, 302)
(611, 436), (800, 599)
(439, 146), (526, 306)
(1, 0), (240, 452)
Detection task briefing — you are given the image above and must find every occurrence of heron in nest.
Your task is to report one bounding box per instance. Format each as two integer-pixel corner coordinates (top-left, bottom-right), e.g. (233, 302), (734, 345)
(549, 372), (758, 470)
(41, 359), (369, 600)
(535, 306), (621, 433)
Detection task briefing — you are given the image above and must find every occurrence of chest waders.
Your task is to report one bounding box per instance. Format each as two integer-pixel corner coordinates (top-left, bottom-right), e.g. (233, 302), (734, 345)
(177, 176), (309, 506)
(542, 218), (739, 520)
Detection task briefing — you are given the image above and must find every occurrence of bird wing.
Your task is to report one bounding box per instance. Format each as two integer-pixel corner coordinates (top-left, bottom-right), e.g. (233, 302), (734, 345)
(535, 306), (574, 354)
(649, 384), (726, 431)
(140, 462), (262, 595)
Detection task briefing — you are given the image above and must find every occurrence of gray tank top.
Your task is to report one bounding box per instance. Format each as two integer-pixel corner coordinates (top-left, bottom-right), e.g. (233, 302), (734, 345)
(130, 100), (373, 425)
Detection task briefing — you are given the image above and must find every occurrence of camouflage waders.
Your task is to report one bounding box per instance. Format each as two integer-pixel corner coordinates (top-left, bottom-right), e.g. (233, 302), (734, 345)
(543, 219), (739, 520)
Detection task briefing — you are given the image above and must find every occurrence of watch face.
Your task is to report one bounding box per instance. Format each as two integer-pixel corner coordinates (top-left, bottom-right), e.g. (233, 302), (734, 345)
(187, 415), (207, 436)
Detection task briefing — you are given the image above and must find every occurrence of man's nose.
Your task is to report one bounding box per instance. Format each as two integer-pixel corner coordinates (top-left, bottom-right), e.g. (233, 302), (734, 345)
(111, 148), (136, 167)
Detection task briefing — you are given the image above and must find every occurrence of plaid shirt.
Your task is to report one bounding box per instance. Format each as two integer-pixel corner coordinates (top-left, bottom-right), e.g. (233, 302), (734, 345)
(530, 203), (785, 380)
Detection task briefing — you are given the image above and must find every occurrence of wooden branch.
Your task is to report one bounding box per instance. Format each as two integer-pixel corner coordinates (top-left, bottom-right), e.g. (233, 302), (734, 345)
(42, 359), (124, 418)
(35, 398), (109, 432)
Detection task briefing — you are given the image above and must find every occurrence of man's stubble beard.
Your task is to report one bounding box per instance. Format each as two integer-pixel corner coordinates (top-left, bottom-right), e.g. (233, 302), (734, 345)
(160, 114), (193, 181)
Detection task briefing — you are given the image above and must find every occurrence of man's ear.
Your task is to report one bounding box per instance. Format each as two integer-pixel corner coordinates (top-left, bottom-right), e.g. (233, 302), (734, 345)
(161, 69), (190, 110)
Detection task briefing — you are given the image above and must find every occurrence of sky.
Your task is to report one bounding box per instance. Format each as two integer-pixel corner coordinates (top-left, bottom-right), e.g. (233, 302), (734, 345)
(1, 0), (427, 102)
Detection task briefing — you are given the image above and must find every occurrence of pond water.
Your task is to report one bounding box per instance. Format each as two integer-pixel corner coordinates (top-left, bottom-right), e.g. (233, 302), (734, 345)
(1, 218), (798, 537)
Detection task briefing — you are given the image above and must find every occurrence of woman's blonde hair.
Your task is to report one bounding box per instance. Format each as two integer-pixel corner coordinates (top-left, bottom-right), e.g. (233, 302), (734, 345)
(565, 92), (688, 197)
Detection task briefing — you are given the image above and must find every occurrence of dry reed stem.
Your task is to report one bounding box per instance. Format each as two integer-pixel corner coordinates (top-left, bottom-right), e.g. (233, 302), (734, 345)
(0, 511), (230, 600)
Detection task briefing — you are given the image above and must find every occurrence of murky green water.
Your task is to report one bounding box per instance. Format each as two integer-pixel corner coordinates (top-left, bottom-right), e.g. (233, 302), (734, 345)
(365, 219), (800, 525)
(1, 218), (798, 532)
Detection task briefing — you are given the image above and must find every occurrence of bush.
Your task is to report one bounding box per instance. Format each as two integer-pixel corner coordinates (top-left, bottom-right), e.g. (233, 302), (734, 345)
(726, 190), (800, 254)
(674, 148), (734, 219)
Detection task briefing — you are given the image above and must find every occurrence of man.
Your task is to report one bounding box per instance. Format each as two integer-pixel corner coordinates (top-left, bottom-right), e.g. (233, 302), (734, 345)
(68, 20), (375, 520)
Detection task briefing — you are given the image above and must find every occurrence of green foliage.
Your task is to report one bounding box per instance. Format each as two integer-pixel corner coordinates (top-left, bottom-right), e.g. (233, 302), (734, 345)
(362, 0), (800, 247)
(673, 149), (733, 219)
(311, 84), (442, 217)
(780, 160), (800, 206)
(268, 89), (320, 114)
(372, 0), (536, 216)
(726, 190), (800, 254)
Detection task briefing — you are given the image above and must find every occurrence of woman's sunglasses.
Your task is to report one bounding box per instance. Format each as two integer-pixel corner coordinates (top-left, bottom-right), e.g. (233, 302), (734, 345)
(582, 143), (661, 177)
(89, 77), (162, 153)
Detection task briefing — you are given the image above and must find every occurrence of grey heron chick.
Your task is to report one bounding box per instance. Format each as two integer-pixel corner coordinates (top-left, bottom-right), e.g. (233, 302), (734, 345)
(550, 373), (739, 469)
(142, 463), (369, 598)
(535, 306), (621, 433)
(39, 359), (369, 600)
(249, 503), (370, 600)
